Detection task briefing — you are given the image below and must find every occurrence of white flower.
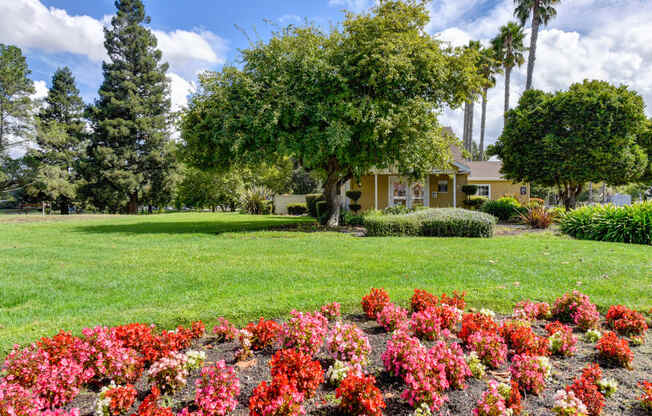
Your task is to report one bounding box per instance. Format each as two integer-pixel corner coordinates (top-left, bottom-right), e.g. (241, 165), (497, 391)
(184, 350), (206, 371)
(479, 308), (496, 318)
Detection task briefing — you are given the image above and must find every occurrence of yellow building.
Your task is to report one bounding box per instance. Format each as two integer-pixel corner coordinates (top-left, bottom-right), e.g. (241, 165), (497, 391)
(347, 145), (529, 211)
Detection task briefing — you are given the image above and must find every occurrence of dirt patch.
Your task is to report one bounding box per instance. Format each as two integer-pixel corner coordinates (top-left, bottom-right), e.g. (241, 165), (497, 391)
(66, 314), (651, 416)
(494, 224), (560, 237)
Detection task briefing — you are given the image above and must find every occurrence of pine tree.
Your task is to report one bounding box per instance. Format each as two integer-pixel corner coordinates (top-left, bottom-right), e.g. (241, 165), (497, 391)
(0, 44), (34, 190)
(81, 0), (172, 213)
(26, 67), (85, 214)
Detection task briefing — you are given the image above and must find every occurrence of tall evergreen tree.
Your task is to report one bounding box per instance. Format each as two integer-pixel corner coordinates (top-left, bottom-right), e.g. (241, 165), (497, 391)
(81, 0), (172, 213)
(0, 44), (34, 190)
(26, 67), (85, 214)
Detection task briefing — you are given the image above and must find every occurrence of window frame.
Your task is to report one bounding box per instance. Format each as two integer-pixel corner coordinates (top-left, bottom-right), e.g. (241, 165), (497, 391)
(473, 184), (491, 199)
(437, 179), (449, 194)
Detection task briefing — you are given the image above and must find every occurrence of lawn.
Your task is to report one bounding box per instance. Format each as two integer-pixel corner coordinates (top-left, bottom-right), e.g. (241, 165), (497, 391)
(0, 212), (650, 354)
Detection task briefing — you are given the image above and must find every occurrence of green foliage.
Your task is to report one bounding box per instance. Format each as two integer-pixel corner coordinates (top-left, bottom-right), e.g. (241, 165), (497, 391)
(290, 167), (319, 194)
(316, 200), (328, 220)
(240, 186), (273, 215)
(306, 194), (325, 218)
(340, 211), (365, 226)
(462, 184), (478, 197)
(490, 81), (649, 210)
(176, 167), (243, 211)
(180, 0), (482, 226)
(480, 197), (523, 221)
(287, 203), (308, 215)
(0, 44), (34, 157)
(560, 202), (652, 245)
(383, 205), (413, 215)
(463, 196), (487, 209)
(364, 208), (496, 237)
(80, 0), (173, 213)
(345, 190), (362, 202)
(25, 67), (85, 214)
(349, 203), (362, 213)
(519, 206), (556, 229)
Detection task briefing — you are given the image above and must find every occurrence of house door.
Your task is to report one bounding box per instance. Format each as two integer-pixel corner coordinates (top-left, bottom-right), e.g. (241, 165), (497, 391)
(389, 177), (428, 208)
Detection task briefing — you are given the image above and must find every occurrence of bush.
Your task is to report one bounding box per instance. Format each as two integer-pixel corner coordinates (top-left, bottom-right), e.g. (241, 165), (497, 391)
(474, 380), (522, 416)
(148, 352), (189, 394)
(270, 349), (323, 398)
(461, 184), (478, 197)
(336, 373), (386, 416)
(325, 322), (371, 366)
(320, 302), (341, 321)
(467, 331), (508, 369)
(348, 203), (361, 213)
(519, 206), (556, 229)
(286, 203), (307, 215)
(409, 307), (452, 341)
(240, 186), (273, 215)
(595, 331), (633, 369)
(480, 196), (523, 221)
(340, 210), (364, 226)
(212, 317), (238, 342)
(552, 291), (600, 331)
(249, 373), (305, 416)
(383, 204), (412, 215)
(546, 322), (578, 357)
(605, 305), (648, 337)
(639, 381), (652, 411)
(376, 303), (408, 332)
(315, 200), (328, 220)
(194, 361), (240, 416)
(566, 364), (605, 416)
(361, 288), (391, 319)
(510, 355), (551, 395)
(280, 310), (328, 356)
(245, 318), (282, 351)
(96, 384), (137, 416)
(364, 208), (496, 237)
(560, 202), (652, 244)
(552, 390), (589, 416)
(459, 313), (499, 344)
(462, 196), (487, 210)
(305, 193), (324, 217)
(345, 190), (362, 202)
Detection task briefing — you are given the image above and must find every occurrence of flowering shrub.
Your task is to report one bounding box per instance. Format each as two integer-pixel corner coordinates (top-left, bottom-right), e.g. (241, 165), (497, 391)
(401, 347), (449, 411)
(440, 291), (466, 310)
(513, 300), (551, 321)
(465, 352), (486, 379)
(552, 390), (589, 416)
(147, 352), (189, 395)
(270, 349), (323, 398)
(249, 373), (305, 416)
(382, 330), (423, 379)
(566, 364), (604, 416)
(467, 331), (507, 369)
(605, 305), (648, 337)
(185, 350), (206, 371)
(409, 307), (452, 341)
(96, 383), (137, 416)
(639, 381), (652, 411)
(336, 373), (386, 416)
(81, 326), (143, 384)
(361, 288), (391, 319)
(212, 318), (238, 342)
(459, 313), (499, 344)
(510, 355), (551, 395)
(502, 325), (549, 357)
(429, 305), (462, 331)
(479, 309), (496, 318)
(411, 289), (439, 313)
(0, 380), (41, 416)
(376, 303), (408, 332)
(473, 380), (515, 416)
(547, 323), (578, 357)
(595, 331), (633, 369)
(501, 380), (523, 415)
(41, 410), (80, 416)
(194, 361), (240, 416)
(429, 341), (471, 390)
(320, 302), (341, 321)
(325, 361), (362, 387)
(280, 311), (328, 357)
(246, 318), (282, 351)
(326, 322), (371, 366)
(132, 386), (174, 416)
(235, 329), (253, 361)
(552, 291), (600, 330)
(595, 378), (617, 398)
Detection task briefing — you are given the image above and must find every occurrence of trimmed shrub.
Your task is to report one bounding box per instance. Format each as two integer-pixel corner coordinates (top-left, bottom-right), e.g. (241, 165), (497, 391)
(286, 203), (308, 216)
(461, 184), (478, 197)
(305, 193), (325, 217)
(345, 190), (362, 202)
(463, 196), (487, 210)
(341, 211), (364, 226)
(364, 208), (496, 238)
(560, 202), (652, 244)
(480, 196), (524, 221)
(348, 203), (362, 213)
(316, 200), (328, 219)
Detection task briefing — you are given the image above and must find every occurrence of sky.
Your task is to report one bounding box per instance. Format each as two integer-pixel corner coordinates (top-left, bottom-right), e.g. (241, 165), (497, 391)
(1, 0), (651, 150)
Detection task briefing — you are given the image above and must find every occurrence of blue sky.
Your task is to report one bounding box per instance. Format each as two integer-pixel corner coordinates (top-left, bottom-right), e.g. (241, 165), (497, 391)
(2, 0), (651, 147)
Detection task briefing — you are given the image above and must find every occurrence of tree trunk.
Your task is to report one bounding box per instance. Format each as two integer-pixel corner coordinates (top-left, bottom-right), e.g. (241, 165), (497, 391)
(526, 6), (540, 91)
(59, 198), (69, 215)
(127, 194), (138, 215)
(504, 66), (512, 120)
(463, 101), (470, 152)
(560, 183), (583, 210)
(323, 177), (341, 227)
(468, 100), (474, 152)
(148, 205), (153, 214)
(480, 87), (488, 160)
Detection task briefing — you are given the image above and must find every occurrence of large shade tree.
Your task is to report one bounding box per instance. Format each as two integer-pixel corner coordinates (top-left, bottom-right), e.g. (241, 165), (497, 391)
(514, 0), (560, 91)
(81, 0), (172, 214)
(492, 22), (527, 119)
(26, 67), (86, 214)
(181, 0), (480, 226)
(489, 80), (649, 209)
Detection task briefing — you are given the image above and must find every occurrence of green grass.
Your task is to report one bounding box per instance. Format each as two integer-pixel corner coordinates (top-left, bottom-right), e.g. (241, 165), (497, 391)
(0, 212), (650, 354)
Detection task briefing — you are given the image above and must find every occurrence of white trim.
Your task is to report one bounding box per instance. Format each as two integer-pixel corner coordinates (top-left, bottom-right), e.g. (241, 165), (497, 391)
(374, 174), (378, 210)
(468, 177), (505, 181)
(453, 175), (457, 207)
(473, 184), (492, 199)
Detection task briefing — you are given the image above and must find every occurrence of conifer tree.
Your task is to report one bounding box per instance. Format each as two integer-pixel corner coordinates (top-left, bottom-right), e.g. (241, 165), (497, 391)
(26, 67), (85, 214)
(81, 0), (172, 213)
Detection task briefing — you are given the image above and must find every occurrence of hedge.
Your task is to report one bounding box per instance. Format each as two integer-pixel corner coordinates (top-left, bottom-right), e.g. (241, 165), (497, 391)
(305, 194), (325, 218)
(480, 196), (525, 221)
(287, 203), (308, 215)
(363, 208), (496, 238)
(559, 202), (652, 245)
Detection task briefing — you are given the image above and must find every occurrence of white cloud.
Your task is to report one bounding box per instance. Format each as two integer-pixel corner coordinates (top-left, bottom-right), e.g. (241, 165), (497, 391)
(31, 80), (49, 101)
(0, 0), (227, 79)
(167, 72), (196, 113)
(279, 14), (302, 24)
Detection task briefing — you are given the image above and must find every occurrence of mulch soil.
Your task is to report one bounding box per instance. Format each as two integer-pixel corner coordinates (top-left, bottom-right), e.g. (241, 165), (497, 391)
(68, 313), (651, 416)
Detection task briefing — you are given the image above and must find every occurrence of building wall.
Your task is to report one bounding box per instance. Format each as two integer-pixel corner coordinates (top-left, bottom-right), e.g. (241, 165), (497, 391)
(273, 194), (307, 215)
(467, 180), (530, 203)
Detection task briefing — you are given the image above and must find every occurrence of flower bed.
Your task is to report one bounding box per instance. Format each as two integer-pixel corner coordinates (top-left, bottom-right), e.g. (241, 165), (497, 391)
(0, 290), (649, 416)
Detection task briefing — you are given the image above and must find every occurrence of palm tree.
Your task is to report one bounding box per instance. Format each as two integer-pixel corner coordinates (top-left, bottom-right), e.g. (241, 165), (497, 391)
(492, 22), (527, 120)
(514, 0), (560, 90)
(462, 41), (482, 153)
(477, 47), (502, 159)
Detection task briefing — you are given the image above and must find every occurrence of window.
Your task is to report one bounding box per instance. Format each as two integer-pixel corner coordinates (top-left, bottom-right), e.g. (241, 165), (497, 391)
(412, 182), (424, 206)
(475, 184), (490, 198)
(437, 180), (448, 193)
(391, 178), (408, 206)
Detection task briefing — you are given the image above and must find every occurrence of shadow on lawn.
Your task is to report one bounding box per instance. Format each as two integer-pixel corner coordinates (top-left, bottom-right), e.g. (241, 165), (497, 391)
(73, 218), (316, 235)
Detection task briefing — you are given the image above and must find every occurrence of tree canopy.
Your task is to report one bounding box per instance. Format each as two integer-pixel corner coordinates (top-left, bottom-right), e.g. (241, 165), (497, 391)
(489, 80), (649, 209)
(181, 0), (481, 225)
